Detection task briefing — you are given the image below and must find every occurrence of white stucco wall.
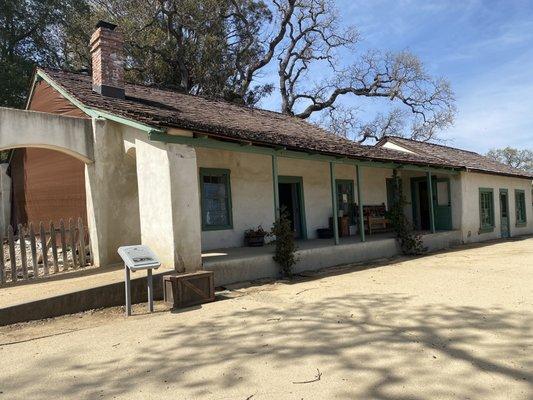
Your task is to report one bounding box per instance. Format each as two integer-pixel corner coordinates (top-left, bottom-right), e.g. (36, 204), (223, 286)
(84, 127), (532, 260)
(450, 173), (463, 231)
(459, 171), (533, 242)
(136, 138), (202, 272)
(181, 145), (532, 252)
(0, 107), (94, 163)
(86, 121), (202, 271)
(196, 148), (275, 250)
(0, 163), (11, 236)
(196, 149), (400, 251)
(85, 120), (141, 266)
(355, 166), (393, 205)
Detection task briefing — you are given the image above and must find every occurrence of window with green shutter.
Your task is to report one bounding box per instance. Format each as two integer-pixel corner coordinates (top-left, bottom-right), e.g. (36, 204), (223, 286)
(479, 188), (494, 232)
(200, 168), (233, 230)
(515, 189), (527, 226)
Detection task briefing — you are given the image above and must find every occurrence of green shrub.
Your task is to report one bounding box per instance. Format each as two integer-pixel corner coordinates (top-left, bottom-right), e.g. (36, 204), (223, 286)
(270, 206), (297, 278)
(387, 169), (426, 255)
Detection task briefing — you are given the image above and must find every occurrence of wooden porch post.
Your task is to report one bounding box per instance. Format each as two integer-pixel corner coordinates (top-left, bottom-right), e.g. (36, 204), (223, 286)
(356, 165), (366, 242)
(272, 154), (279, 220)
(427, 171), (436, 233)
(330, 162), (339, 245)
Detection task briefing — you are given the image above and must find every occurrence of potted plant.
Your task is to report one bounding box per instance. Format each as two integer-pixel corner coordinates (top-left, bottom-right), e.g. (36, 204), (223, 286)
(244, 225), (268, 247)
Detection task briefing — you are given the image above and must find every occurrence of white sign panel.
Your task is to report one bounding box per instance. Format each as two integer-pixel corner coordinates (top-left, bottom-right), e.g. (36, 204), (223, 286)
(118, 245), (161, 271)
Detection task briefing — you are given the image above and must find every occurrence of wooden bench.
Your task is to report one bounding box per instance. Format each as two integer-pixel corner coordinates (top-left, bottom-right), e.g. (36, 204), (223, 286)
(356, 204), (391, 235)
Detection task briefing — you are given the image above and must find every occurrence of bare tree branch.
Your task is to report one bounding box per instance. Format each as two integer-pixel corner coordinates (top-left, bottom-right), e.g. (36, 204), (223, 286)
(290, 50), (455, 142)
(231, 0), (297, 98)
(254, 0), (456, 142)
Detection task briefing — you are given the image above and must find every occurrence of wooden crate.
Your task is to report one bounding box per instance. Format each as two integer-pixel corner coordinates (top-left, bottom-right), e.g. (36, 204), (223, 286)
(163, 271), (215, 308)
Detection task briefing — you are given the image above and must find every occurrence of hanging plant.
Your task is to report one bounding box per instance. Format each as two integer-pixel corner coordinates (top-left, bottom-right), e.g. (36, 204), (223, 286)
(387, 169), (426, 255)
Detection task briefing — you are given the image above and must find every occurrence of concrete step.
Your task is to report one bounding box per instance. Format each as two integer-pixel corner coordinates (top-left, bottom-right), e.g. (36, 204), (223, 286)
(0, 269), (169, 326)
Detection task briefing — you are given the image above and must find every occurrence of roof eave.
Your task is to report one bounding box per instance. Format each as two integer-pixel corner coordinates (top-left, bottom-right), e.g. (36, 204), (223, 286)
(35, 68), (164, 135)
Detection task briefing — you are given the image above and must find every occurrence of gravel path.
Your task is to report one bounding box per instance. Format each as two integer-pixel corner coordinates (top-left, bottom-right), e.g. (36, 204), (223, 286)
(1, 237), (532, 400)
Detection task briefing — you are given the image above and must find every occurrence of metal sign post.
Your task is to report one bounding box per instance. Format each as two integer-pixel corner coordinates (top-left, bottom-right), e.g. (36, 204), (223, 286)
(118, 245), (161, 316)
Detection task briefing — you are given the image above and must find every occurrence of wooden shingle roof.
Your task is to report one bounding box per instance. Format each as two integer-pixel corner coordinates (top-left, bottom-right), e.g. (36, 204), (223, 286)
(38, 68), (532, 179)
(377, 136), (533, 179)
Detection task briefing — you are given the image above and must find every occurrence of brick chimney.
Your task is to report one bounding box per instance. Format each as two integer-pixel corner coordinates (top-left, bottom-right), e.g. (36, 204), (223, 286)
(89, 21), (125, 99)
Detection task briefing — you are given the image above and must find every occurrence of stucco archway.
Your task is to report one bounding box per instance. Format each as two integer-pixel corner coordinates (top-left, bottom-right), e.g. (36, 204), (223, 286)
(0, 107), (93, 163)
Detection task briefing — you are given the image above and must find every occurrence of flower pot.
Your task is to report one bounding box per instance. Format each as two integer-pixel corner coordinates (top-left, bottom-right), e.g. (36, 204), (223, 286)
(246, 235), (266, 247)
(316, 228), (333, 239)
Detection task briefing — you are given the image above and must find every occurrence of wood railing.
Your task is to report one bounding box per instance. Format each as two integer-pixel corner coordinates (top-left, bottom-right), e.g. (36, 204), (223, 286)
(0, 218), (92, 286)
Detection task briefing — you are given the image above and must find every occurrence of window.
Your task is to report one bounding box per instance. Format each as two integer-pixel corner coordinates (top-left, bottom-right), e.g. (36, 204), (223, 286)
(437, 181), (450, 206)
(515, 189), (527, 226)
(386, 178), (402, 210)
(336, 179), (354, 224)
(479, 188), (494, 232)
(200, 168), (232, 230)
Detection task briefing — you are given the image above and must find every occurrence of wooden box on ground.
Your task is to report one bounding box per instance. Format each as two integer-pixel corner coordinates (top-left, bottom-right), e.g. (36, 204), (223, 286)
(163, 271), (215, 308)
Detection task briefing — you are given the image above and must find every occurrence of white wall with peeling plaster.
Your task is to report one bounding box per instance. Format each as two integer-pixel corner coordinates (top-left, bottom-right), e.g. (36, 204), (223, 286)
(0, 107), (93, 163)
(460, 172), (533, 242)
(0, 163), (11, 236)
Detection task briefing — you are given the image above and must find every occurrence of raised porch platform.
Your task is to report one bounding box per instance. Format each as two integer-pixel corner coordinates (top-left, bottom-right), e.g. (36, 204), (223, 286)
(0, 230), (462, 326)
(202, 230), (462, 286)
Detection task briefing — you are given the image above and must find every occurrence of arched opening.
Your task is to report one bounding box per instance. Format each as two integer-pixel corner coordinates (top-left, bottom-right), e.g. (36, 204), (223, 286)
(6, 147), (87, 230)
(1, 144), (93, 285)
(0, 144), (93, 165)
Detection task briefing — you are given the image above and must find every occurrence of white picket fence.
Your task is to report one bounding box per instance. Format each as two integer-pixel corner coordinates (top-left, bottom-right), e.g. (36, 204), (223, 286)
(0, 217), (92, 286)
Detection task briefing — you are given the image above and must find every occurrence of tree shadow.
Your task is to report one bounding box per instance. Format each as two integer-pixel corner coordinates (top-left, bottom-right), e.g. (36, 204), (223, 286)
(2, 291), (531, 399)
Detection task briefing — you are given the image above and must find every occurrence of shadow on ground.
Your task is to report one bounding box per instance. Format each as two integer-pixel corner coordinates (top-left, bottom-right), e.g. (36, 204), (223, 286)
(3, 291), (532, 399)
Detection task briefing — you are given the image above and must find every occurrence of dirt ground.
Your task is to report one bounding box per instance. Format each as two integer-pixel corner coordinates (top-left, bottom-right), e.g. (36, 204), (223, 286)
(0, 237), (532, 400)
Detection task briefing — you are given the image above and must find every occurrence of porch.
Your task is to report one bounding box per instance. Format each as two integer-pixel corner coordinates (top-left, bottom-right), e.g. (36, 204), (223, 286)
(82, 126), (463, 275)
(202, 230), (462, 286)
(196, 145), (460, 252)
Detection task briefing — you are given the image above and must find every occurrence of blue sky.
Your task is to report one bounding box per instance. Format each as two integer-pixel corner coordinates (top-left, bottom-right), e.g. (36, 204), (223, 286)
(259, 0), (533, 153)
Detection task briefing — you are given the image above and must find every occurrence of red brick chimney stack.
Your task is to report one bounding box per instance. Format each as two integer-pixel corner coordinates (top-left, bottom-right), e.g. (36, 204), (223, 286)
(89, 21), (125, 99)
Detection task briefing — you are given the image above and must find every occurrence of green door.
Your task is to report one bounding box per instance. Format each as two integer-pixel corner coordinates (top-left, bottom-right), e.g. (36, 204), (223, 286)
(278, 176), (307, 239)
(432, 178), (452, 230)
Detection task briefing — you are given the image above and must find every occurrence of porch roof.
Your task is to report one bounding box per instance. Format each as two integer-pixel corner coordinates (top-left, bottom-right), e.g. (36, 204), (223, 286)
(377, 136), (533, 179)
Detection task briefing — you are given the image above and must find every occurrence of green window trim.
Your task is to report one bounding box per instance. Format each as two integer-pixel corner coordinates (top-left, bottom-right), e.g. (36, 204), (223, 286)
(478, 188), (495, 233)
(515, 189), (527, 227)
(199, 168), (233, 231)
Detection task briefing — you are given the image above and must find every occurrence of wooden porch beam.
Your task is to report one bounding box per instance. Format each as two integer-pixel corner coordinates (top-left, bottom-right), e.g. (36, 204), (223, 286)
(149, 132), (459, 175)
